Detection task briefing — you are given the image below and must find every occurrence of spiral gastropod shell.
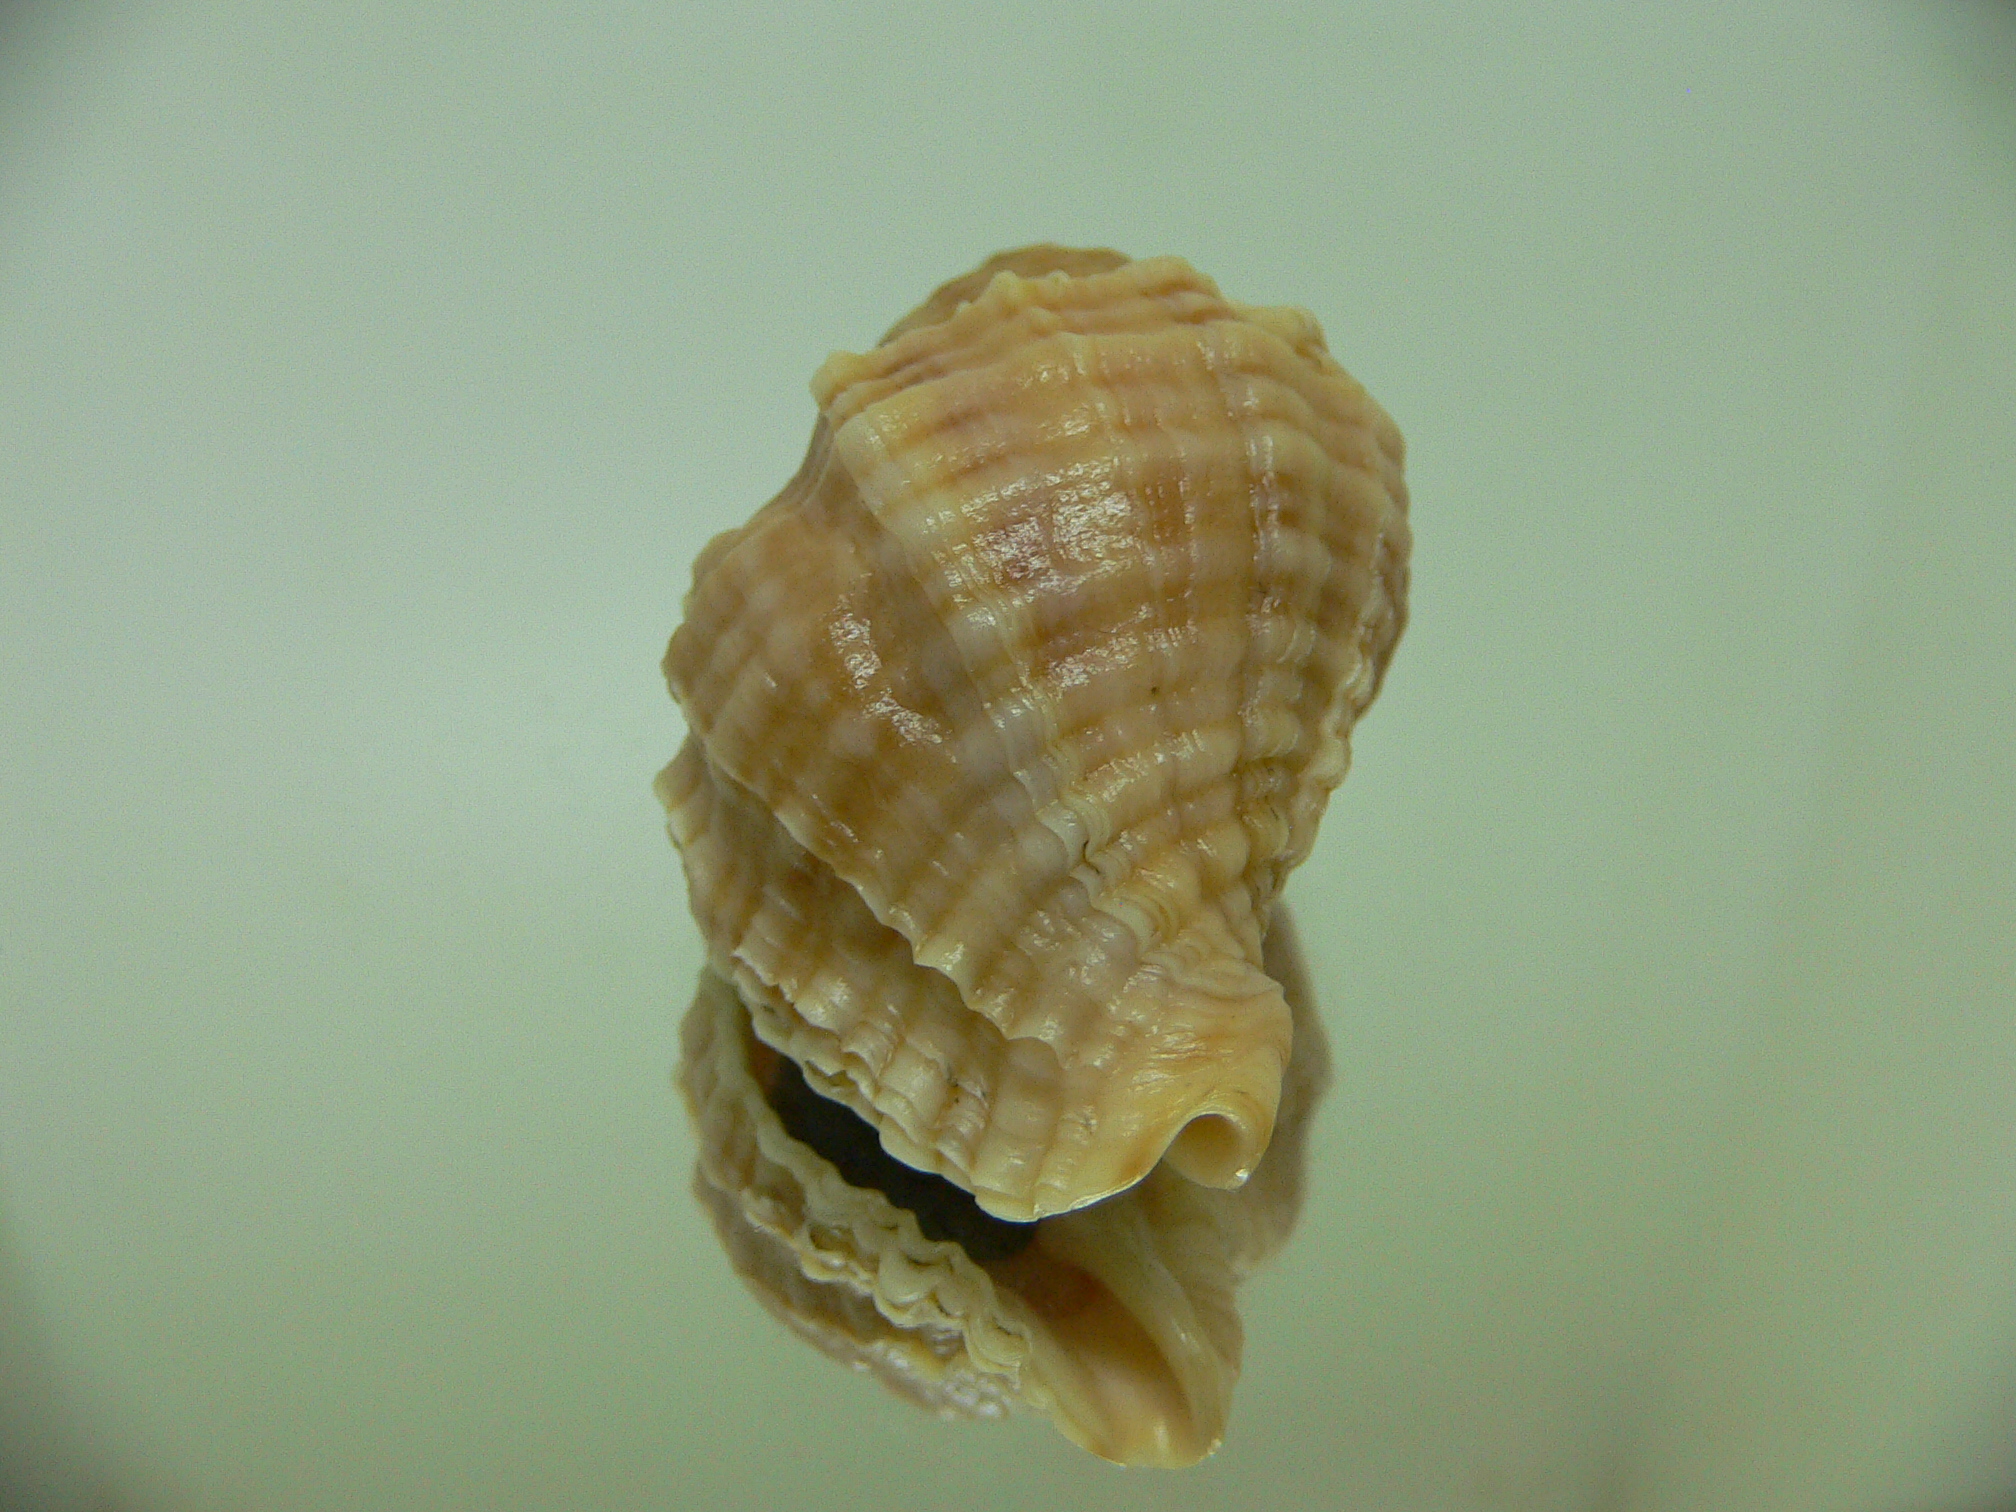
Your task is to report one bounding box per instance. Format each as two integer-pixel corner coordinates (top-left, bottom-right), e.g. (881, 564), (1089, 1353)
(660, 245), (1407, 1222)
(660, 245), (1406, 1462)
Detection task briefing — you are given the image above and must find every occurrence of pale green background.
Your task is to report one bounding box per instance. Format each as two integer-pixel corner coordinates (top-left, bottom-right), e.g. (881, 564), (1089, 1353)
(2, 4), (2013, 1510)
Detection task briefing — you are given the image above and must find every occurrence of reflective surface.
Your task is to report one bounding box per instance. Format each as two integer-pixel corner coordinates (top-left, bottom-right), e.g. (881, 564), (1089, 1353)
(675, 913), (1329, 1466)
(2, 4), (2014, 1509)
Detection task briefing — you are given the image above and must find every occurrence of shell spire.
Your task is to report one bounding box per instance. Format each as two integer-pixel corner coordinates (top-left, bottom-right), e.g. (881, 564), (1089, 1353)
(661, 245), (1407, 1222)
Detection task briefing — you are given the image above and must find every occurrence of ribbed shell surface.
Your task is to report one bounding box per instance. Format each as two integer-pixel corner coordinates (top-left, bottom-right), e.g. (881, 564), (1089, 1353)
(675, 911), (1333, 1466)
(661, 247), (1407, 1221)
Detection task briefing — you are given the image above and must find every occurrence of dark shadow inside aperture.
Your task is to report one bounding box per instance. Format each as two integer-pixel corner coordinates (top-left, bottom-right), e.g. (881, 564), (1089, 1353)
(765, 1058), (1037, 1263)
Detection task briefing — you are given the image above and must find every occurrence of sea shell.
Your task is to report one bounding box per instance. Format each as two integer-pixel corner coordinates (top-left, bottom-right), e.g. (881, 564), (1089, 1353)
(659, 245), (1407, 1221)
(677, 908), (1331, 1466)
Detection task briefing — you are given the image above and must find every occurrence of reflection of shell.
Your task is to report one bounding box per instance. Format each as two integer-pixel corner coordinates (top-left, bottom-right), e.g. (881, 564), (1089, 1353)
(677, 910), (1331, 1467)
(660, 245), (1406, 1221)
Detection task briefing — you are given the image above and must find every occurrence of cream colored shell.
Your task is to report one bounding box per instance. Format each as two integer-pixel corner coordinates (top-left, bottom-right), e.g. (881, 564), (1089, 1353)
(661, 245), (1406, 1221)
(677, 909), (1331, 1467)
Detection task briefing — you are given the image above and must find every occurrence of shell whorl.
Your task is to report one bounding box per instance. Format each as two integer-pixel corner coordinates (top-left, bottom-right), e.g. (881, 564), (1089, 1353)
(661, 245), (1407, 1222)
